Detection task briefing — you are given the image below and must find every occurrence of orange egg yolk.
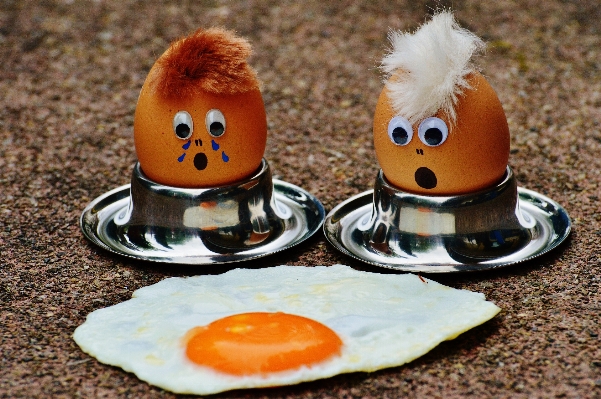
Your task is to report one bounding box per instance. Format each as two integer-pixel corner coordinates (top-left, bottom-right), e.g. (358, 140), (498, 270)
(185, 312), (342, 375)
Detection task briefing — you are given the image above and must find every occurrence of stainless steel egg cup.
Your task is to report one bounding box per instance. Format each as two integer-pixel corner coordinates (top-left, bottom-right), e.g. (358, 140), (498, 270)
(324, 167), (570, 272)
(81, 159), (325, 264)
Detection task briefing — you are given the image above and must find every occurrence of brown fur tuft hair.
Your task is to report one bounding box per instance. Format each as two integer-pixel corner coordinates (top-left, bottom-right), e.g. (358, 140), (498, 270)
(151, 27), (260, 99)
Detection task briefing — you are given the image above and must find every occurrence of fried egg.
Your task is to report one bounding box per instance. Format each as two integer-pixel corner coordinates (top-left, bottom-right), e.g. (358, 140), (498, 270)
(73, 265), (500, 395)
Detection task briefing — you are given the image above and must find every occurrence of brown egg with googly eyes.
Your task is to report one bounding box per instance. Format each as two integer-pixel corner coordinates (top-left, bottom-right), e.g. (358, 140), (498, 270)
(374, 12), (510, 195)
(133, 28), (267, 188)
(373, 71), (510, 195)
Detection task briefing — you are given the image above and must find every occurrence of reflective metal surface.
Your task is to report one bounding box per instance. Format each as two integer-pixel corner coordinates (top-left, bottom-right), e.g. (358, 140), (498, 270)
(81, 160), (325, 264)
(324, 167), (571, 272)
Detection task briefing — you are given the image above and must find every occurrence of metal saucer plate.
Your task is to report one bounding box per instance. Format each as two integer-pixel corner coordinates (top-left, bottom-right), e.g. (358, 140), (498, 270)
(81, 180), (325, 265)
(324, 188), (571, 273)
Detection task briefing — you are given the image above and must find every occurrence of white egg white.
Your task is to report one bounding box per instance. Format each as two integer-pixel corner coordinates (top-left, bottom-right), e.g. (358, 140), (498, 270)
(73, 264), (500, 395)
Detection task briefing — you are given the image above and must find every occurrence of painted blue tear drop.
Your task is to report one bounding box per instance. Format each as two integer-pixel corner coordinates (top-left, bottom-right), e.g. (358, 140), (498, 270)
(177, 153), (186, 162)
(211, 140), (220, 151)
(182, 140), (191, 150)
(222, 151), (229, 162)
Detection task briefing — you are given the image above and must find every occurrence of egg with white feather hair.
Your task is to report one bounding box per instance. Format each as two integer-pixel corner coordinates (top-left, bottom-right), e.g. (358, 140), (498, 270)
(374, 11), (510, 195)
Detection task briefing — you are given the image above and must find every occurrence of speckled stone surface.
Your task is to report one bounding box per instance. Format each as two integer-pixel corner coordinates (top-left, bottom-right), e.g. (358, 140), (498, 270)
(1, 1), (600, 398)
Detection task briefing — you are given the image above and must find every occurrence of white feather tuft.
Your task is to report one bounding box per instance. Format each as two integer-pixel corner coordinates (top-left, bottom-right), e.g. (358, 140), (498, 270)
(381, 11), (485, 125)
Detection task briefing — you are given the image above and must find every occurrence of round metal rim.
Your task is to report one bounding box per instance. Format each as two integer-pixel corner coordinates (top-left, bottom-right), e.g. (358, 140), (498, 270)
(81, 180), (325, 265)
(324, 188), (571, 273)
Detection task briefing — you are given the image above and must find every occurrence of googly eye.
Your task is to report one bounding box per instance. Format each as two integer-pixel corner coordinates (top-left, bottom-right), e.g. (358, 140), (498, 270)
(387, 116), (413, 146)
(205, 109), (226, 137)
(418, 117), (448, 147)
(173, 111), (193, 140)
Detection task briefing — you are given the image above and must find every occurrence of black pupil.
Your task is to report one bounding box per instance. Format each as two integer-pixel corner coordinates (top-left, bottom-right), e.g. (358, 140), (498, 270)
(210, 122), (224, 136)
(424, 128), (443, 145)
(392, 127), (409, 145)
(175, 123), (190, 139)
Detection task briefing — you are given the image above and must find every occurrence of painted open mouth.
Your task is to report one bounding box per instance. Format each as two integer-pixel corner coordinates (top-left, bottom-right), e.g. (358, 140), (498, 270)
(194, 153), (208, 171)
(415, 167), (437, 189)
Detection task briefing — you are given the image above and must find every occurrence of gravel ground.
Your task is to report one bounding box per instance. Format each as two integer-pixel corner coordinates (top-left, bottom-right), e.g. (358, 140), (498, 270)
(1, 0), (600, 398)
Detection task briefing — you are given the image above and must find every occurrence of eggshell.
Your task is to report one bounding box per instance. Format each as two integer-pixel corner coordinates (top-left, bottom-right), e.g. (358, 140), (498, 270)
(134, 65), (267, 188)
(373, 72), (510, 195)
